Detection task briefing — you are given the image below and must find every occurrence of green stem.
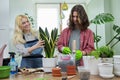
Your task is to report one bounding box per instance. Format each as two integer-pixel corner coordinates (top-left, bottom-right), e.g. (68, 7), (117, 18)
(96, 24), (98, 49)
(111, 40), (119, 48)
(106, 33), (119, 46)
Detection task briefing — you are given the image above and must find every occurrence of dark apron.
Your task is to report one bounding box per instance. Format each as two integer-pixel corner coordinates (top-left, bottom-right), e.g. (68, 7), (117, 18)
(20, 38), (43, 68)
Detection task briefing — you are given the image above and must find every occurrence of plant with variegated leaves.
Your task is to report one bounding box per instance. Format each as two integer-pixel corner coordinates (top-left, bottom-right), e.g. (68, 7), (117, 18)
(39, 27), (58, 58)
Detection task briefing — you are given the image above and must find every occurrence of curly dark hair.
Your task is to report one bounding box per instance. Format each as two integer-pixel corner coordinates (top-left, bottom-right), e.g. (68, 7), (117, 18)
(68, 4), (90, 31)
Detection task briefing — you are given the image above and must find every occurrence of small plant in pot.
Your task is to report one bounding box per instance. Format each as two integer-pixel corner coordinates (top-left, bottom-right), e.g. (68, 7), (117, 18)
(89, 46), (114, 63)
(90, 24), (120, 58)
(90, 13), (120, 62)
(99, 46), (114, 58)
(39, 27), (58, 72)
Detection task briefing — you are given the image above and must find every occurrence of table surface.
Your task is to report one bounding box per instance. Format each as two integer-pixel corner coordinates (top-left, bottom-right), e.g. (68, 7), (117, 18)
(2, 72), (120, 80)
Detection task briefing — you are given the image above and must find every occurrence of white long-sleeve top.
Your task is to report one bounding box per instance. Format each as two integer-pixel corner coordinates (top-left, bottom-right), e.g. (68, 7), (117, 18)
(15, 33), (37, 56)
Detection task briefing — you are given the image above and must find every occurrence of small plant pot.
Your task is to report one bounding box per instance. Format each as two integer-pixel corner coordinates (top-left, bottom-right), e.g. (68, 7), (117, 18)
(67, 65), (76, 76)
(52, 67), (61, 77)
(83, 56), (101, 75)
(114, 62), (120, 76)
(101, 58), (113, 63)
(113, 55), (120, 63)
(77, 66), (90, 80)
(42, 58), (57, 72)
(98, 63), (114, 78)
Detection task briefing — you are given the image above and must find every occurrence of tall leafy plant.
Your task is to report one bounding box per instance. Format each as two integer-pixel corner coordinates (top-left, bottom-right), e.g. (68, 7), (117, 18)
(106, 24), (120, 48)
(39, 27), (58, 58)
(90, 13), (114, 49)
(90, 24), (120, 58)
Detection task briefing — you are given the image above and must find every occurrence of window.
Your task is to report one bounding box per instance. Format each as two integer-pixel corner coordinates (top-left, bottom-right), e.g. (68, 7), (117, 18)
(36, 4), (59, 33)
(36, 3), (85, 34)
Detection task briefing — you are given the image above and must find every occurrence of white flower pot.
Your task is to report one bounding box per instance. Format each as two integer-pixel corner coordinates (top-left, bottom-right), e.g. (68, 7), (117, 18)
(42, 58), (57, 72)
(101, 58), (113, 63)
(83, 56), (101, 75)
(98, 63), (114, 78)
(113, 55), (120, 63)
(114, 62), (120, 76)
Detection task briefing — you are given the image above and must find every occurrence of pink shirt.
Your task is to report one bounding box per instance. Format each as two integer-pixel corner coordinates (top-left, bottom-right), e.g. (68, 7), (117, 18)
(57, 27), (95, 65)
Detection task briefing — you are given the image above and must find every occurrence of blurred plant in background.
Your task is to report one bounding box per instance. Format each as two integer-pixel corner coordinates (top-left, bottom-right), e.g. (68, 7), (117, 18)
(25, 13), (35, 27)
(90, 13), (114, 49)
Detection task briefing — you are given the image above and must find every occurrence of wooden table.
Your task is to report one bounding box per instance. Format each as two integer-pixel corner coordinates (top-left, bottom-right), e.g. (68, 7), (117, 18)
(2, 72), (120, 80)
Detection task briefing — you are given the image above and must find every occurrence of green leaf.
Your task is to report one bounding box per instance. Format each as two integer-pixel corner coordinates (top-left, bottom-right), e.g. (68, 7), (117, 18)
(89, 50), (100, 59)
(45, 28), (50, 40)
(113, 25), (118, 31)
(39, 27), (58, 58)
(116, 36), (120, 41)
(113, 24), (120, 34)
(98, 46), (114, 58)
(90, 13), (114, 25)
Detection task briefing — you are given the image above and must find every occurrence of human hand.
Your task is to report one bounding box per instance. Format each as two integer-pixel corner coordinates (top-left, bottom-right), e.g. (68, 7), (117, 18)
(34, 40), (45, 48)
(75, 50), (82, 60)
(62, 47), (71, 54)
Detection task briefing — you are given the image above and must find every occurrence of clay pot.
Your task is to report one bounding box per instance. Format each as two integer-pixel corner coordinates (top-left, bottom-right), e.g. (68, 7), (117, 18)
(52, 68), (61, 77)
(67, 65), (76, 76)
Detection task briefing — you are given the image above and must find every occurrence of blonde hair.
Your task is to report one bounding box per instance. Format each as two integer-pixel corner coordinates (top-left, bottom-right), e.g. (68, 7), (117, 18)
(13, 15), (37, 45)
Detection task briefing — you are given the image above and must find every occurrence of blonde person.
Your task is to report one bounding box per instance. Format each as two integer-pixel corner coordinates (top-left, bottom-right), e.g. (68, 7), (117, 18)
(13, 15), (44, 68)
(57, 4), (95, 66)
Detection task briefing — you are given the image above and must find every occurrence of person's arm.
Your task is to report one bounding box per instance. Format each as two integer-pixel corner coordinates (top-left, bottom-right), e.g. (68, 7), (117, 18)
(82, 29), (95, 55)
(15, 40), (44, 56)
(57, 28), (70, 53)
(15, 44), (30, 56)
(57, 33), (64, 53)
(28, 40), (44, 53)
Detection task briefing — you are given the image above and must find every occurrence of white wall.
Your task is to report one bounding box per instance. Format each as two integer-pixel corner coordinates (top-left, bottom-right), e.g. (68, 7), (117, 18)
(110, 0), (120, 54)
(0, 0), (9, 58)
(87, 0), (105, 48)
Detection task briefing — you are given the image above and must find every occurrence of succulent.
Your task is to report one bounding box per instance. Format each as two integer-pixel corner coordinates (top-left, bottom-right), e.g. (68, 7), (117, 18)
(39, 27), (58, 58)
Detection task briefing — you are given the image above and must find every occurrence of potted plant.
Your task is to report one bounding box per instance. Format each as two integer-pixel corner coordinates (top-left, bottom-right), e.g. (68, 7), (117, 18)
(89, 13), (115, 61)
(39, 27), (58, 72)
(88, 24), (120, 76)
(90, 24), (120, 62)
(87, 13), (120, 76)
(82, 13), (114, 75)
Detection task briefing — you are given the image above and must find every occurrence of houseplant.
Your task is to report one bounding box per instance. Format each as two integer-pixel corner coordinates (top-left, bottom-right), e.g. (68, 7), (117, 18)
(86, 46), (114, 75)
(83, 13), (115, 75)
(39, 27), (58, 58)
(39, 27), (58, 72)
(89, 13), (116, 59)
(106, 24), (120, 48)
(90, 24), (120, 59)
(90, 13), (114, 49)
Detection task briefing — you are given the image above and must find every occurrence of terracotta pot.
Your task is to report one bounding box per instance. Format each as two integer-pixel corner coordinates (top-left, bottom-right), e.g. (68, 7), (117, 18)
(67, 65), (76, 76)
(52, 68), (61, 77)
